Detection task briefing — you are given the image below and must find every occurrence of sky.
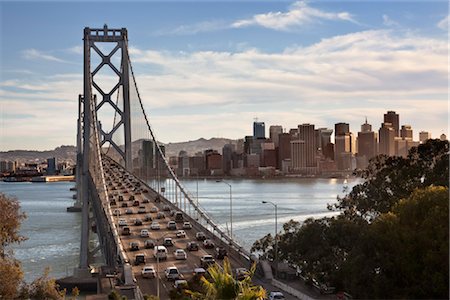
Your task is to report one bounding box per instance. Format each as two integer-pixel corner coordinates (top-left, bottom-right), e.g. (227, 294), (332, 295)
(0, 0), (448, 151)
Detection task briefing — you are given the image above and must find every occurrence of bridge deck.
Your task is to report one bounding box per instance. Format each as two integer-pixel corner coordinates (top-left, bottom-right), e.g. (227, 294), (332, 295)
(102, 159), (254, 299)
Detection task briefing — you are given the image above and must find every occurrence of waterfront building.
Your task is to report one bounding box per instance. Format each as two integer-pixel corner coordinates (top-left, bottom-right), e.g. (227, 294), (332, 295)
(47, 157), (57, 175)
(222, 144), (234, 175)
(278, 133), (292, 170)
(334, 123), (353, 170)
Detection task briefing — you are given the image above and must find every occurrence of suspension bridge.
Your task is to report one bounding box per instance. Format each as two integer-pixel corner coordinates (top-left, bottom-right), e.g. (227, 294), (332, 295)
(70, 25), (258, 299)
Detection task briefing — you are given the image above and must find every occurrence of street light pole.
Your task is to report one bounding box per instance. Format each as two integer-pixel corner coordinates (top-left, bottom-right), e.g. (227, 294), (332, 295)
(216, 180), (233, 241)
(262, 200), (278, 278)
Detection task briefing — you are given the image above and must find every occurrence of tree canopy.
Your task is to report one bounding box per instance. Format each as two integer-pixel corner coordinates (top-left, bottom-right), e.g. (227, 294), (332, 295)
(252, 139), (449, 299)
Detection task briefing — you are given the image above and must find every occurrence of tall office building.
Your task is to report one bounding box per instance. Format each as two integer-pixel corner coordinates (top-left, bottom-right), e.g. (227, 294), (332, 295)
(269, 125), (283, 147)
(316, 128), (333, 160)
(253, 121), (265, 139)
(357, 119), (377, 168)
(419, 131), (431, 143)
(379, 123), (395, 156)
(297, 124), (317, 168)
(384, 111), (399, 137)
(400, 125), (413, 140)
(278, 133), (292, 170)
(334, 123), (352, 170)
(222, 144), (235, 175)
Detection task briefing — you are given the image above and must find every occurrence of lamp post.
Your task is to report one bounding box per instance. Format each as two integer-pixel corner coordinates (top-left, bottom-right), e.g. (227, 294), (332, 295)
(262, 200), (278, 278)
(216, 179), (232, 241)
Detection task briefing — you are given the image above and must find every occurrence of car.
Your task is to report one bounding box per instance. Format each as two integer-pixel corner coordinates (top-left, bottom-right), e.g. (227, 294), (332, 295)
(193, 267), (206, 277)
(203, 239), (214, 249)
(121, 202), (128, 208)
(163, 237), (173, 247)
(167, 221), (177, 230)
(113, 209), (121, 216)
(163, 205), (171, 211)
(142, 198), (150, 203)
(142, 189), (149, 194)
(121, 226), (131, 235)
(150, 222), (160, 230)
(118, 219), (127, 226)
(129, 195), (135, 201)
(186, 241), (199, 251)
(150, 206), (158, 213)
(135, 253), (145, 265)
(125, 208), (134, 215)
(173, 279), (188, 289)
(110, 200), (116, 206)
(196, 232), (206, 241)
(156, 212), (165, 219)
(122, 190), (128, 194)
(176, 230), (186, 238)
(268, 291), (285, 300)
(134, 218), (143, 226)
(138, 206), (146, 214)
(154, 245), (168, 260)
(133, 200), (140, 207)
(141, 265), (156, 279)
(140, 229), (150, 238)
(174, 249), (187, 260)
(215, 247), (227, 259)
(144, 239), (155, 249)
(165, 266), (181, 280)
(182, 222), (192, 229)
(200, 255), (215, 268)
(130, 242), (139, 251)
(144, 214), (153, 222)
(235, 268), (249, 281)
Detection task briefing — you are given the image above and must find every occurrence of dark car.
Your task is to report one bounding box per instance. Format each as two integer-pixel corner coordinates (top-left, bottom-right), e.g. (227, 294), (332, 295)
(215, 247), (227, 259)
(134, 218), (143, 226)
(163, 238), (173, 247)
(121, 202), (128, 208)
(133, 200), (140, 206)
(121, 227), (131, 236)
(144, 239), (155, 249)
(186, 241), (199, 251)
(130, 242), (139, 251)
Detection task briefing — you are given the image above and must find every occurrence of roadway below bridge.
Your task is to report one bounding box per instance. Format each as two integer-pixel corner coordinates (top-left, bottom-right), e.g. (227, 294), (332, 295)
(102, 159), (298, 299)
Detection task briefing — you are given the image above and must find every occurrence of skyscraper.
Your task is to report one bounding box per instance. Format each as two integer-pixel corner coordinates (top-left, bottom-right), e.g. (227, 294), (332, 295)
(384, 111), (399, 137)
(253, 121), (265, 139)
(278, 132), (292, 170)
(357, 119), (377, 168)
(47, 157), (56, 175)
(379, 123), (395, 156)
(419, 131), (431, 143)
(316, 128), (333, 160)
(269, 125), (283, 147)
(334, 123), (352, 170)
(222, 144), (235, 175)
(400, 125), (413, 140)
(297, 124), (317, 168)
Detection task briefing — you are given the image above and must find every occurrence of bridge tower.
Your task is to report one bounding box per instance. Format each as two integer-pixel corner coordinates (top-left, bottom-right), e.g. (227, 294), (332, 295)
(77, 25), (132, 273)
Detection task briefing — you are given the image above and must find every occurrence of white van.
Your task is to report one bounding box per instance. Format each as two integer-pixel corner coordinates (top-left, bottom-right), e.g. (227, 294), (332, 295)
(153, 245), (168, 260)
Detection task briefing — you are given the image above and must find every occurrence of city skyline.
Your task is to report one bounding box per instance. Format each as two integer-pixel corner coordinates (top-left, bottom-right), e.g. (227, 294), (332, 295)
(1, 1), (448, 151)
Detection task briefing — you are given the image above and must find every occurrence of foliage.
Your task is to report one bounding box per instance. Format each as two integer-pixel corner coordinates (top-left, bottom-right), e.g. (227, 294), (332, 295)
(331, 139), (449, 220)
(252, 140), (449, 298)
(181, 257), (265, 300)
(0, 193), (64, 300)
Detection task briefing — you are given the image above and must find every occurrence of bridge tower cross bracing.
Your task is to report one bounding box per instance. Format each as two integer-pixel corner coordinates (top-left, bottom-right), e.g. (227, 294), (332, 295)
(78, 25), (133, 272)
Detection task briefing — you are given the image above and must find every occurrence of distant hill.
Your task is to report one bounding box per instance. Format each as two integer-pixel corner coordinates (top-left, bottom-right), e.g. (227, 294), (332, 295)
(163, 138), (237, 157)
(0, 138), (237, 163)
(0, 145), (77, 164)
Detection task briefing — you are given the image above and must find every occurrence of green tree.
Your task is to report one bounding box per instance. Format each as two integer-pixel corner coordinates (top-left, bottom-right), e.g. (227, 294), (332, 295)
(331, 139), (449, 220)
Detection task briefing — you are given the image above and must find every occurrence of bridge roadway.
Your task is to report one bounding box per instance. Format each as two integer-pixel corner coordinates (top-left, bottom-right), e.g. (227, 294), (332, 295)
(102, 159), (256, 299)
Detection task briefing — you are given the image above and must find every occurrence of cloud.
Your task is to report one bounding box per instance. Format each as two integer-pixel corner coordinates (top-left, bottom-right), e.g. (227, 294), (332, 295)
(382, 14), (399, 27)
(22, 48), (68, 63)
(154, 20), (229, 36)
(437, 14), (448, 30)
(2, 29), (447, 150)
(231, 1), (357, 30)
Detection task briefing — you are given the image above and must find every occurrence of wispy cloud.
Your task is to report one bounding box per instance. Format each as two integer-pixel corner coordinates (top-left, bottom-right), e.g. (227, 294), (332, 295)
(231, 1), (357, 31)
(382, 14), (399, 27)
(437, 14), (448, 30)
(154, 20), (228, 36)
(22, 48), (68, 63)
